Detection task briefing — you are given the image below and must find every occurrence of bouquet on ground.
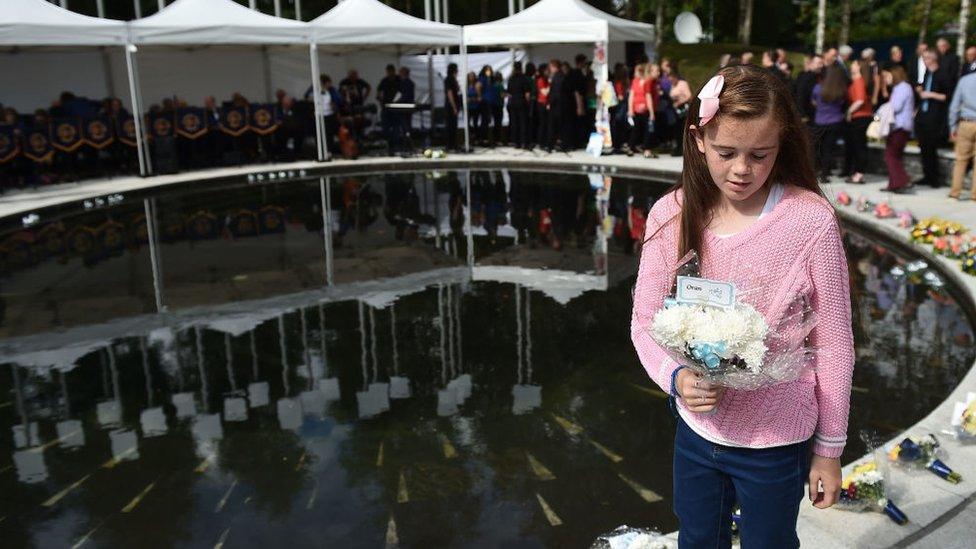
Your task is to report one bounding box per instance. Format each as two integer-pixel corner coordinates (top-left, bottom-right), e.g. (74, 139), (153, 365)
(887, 434), (962, 484)
(911, 218), (967, 244)
(950, 392), (976, 441)
(647, 252), (818, 390)
(590, 525), (675, 549)
(837, 461), (909, 525)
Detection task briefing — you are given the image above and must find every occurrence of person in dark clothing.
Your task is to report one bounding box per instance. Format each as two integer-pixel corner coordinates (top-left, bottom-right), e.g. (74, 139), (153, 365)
(565, 55), (588, 148)
(962, 46), (976, 77)
(397, 67), (415, 142)
(444, 63), (461, 151)
(506, 61), (532, 148)
(478, 65), (502, 146)
(937, 37), (961, 78)
(377, 64), (402, 154)
(909, 43), (929, 88)
(793, 54), (822, 124)
(534, 63), (551, 149)
(546, 59), (567, 153)
(914, 51), (951, 187)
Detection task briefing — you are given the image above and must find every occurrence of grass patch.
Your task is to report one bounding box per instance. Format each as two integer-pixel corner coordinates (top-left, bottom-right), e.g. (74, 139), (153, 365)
(659, 42), (806, 93)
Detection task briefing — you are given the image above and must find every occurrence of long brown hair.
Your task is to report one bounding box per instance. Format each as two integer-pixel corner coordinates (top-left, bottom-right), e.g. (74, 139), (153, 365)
(820, 65), (849, 103)
(669, 64), (821, 260)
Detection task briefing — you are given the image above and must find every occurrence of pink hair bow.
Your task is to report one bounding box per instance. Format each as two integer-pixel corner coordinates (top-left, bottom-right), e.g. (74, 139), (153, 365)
(697, 75), (725, 126)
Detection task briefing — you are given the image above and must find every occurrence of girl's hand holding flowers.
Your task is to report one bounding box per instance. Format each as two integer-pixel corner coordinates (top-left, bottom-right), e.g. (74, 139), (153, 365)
(676, 369), (726, 413)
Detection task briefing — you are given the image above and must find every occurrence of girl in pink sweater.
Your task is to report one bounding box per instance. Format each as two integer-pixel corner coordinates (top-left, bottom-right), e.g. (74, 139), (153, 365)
(631, 65), (855, 548)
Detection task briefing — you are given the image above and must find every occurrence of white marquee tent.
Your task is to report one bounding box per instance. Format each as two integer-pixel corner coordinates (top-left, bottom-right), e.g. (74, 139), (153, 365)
(128, 0), (309, 45)
(308, 0), (468, 153)
(463, 0), (654, 47)
(0, 0), (126, 45)
(309, 0), (460, 49)
(125, 0), (312, 173)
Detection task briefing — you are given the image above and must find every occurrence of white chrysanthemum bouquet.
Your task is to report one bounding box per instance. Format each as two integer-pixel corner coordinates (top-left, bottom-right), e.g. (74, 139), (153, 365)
(647, 251), (817, 390)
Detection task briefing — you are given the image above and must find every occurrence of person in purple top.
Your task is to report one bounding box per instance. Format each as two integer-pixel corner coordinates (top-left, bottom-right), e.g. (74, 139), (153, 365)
(812, 65), (848, 180)
(883, 65), (916, 192)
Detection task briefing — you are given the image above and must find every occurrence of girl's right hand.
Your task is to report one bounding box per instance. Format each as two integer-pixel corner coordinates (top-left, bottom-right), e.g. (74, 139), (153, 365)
(675, 369), (726, 413)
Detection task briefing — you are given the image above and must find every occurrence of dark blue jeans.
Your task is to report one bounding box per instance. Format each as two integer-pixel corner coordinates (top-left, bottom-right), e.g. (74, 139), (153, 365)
(673, 417), (811, 549)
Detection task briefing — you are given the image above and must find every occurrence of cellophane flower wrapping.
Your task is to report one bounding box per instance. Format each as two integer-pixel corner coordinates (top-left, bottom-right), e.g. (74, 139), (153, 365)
(646, 251), (818, 390)
(887, 433), (962, 483)
(950, 391), (976, 442)
(590, 525), (675, 549)
(836, 433), (909, 524)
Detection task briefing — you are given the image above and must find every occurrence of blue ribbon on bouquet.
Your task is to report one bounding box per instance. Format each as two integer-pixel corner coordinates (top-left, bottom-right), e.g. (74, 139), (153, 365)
(690, 341), (727, 370)
(883, 499), (909, 525)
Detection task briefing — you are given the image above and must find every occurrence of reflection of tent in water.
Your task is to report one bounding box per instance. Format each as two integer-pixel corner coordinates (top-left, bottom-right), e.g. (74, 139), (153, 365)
(56, 368), (85, 450)
(512, 284), (541, 415)
(221, 332), (248, 422)
(205, 309), (280, 411)
(276, 314), (302, 432)
(358, 287), (415, 400)
(139, 336), (168, 437)
(191, 326), (224, 458)
(437, 283), (470, 417)
(10, 365), (47, 484)
(473, 265), (608, 306)
(356, 301), (391, 419)
(297, 307), (327, 419)
(99, 344), (141, 463)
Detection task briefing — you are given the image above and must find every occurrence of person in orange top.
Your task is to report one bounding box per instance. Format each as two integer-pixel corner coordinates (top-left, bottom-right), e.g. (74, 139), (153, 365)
(844, 59), (875, 183)
(627, 63), (658, 158)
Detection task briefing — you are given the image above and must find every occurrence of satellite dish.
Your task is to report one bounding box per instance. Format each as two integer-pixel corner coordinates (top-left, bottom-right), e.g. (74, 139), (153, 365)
(674, 12), (704, 45)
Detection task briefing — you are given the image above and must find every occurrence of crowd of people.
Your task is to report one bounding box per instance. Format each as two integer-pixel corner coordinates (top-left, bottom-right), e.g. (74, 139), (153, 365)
(789, 37), (976, 198)
(5, 41), (976, 196)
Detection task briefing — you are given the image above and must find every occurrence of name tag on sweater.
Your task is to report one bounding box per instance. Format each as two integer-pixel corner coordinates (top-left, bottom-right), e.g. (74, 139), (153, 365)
(676, 276), (736, 309)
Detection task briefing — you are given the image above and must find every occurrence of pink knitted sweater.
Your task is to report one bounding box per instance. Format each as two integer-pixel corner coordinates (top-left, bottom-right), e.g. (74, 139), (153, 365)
(631, 185), (855, 459)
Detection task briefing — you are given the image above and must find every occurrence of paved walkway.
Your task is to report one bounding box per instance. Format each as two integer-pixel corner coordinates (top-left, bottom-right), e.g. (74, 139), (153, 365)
(2, 149), (975, 548)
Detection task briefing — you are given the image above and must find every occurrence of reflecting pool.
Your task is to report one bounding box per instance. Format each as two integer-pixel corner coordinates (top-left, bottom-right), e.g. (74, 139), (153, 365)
(0, 170), (972, 547)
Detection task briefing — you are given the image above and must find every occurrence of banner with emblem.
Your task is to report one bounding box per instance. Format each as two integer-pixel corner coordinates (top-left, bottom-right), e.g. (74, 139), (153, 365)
(149, 112), (175, 140)
(249, 103), (280, 135)
(51, 118), (84, 153)
(22, 125), (53, 163)
(219, 105), (249, 137)
(0, 125), (19, 163)
(82, 117), (114, 149)
(176, 107), (208, 139)
(258, 205), (286, 234)
(117, 115), (138, 147)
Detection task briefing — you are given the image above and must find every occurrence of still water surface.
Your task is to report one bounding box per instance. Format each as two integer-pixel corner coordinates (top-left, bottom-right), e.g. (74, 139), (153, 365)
(0, 170), (972, 547)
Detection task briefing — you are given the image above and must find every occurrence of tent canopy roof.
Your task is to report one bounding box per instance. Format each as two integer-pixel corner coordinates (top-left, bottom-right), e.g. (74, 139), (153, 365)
(310, 0), (461, 49)
(0, 0), (127, 46)
(463, 0), (653, 46)
(129, 0), (309, 45)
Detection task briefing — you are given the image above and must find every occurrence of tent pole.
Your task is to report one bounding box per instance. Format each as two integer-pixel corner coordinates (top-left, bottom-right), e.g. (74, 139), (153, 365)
(309, 42), (326, 162)
(158, 1), (165, 12)
(133, 0), (142, 19)
(262, 46), (272, 103)
(124, 44), (148, 177)
(274, 0), (282, 18)
(96, 0), (105, 18)
(424, 0), (431, 20)
(249, 0), (256, 9)
(427, 49), (435, 148)
(60, 0), (68, 8)
(443, 0), (449, 23)
(295, 0), (302, 20)
(460, 38), (469, 152)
